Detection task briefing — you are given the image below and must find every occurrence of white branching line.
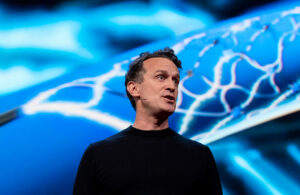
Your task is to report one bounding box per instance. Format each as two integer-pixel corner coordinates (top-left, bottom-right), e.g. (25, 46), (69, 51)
(22, 61), (132, 130)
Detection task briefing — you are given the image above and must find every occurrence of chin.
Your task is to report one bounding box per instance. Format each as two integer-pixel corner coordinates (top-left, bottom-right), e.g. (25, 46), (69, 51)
(162, 106), (176, 115)
(155, 103), (176, 116)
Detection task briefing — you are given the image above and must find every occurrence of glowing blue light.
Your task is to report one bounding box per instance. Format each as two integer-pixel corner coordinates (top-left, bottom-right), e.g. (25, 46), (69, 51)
(290, 80), (300, 93)
(0, 21), (92, 58)
(22, 62), (132, 130)
(287, 144), (300, 165)
(110, 8), (211, 35)
(0, 65), (67, 95)
(15, 4), (300, 145)
(233, 155), (282, 195)
(1, 2), (300, 195)
(232, 152), (300, 195)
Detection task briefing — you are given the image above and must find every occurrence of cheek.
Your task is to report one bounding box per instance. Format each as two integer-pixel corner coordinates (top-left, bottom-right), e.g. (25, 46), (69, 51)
(140, 87), (157, 99)
(175, 89), (179, 98)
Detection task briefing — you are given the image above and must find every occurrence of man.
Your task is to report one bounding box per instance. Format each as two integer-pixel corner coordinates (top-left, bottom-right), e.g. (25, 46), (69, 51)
(73, 47), (222, 194)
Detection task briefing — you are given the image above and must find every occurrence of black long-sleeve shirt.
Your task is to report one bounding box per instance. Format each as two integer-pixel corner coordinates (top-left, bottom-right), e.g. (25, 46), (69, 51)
(73, 126), (222, 195)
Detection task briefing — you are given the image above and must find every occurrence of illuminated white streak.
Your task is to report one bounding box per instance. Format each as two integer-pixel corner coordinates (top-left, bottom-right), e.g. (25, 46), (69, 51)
(266, 90), (294, 111)
(23, 82), (78, 115)
(261, 31), (289, 94)
(172, 33), (206, 54)
(202, 76), (213, 87)
(218, 57), (244, 112)
(179, 8), (299, 138)
(204, 78), (248, 113)
(246, 108), (265, 119)
(269, 74), (280, 93)
(241, 74), (269, 108)
(202, 55), (241, 88)
(178, 7), (300, 138)
(71, 83), (95, 88)
(22, 60), (131, 130)
(198, 98), (300, 144)
(176, 77), (185, 108)
(272, 18), (280, 25)
(232, 156), (282, 195)
(220, 88), (231, 112)
(175, 108), (227, 117)
(181, 85), (202, 98)
(229, 17), (260, 33)
(191, 115), (233, 140)
(221, 31), (230, 38)
(275, 32), (286, 73)
(219, 86), (246, 112)
(179, 51), (231, 135)
(179, 84), (216, 135)
(202, 76), (246, 90)
(281, 7), (300, 17)
(179, 75), (199, 99)
(86, 64), (126, 107)
(130, 56), (139, 61)
(247, 88), (296, 118)
(229, 57), (241, 85)
(200, 51), (270, 110)
(198, 42), (215, 58)
(25, 102), (131, 130)
(246, 45), (252, 51)
(235, 52), (265, 71)
(289, 17), (300, 42)
(21, 6), (300, 140)
(250, 26), (267, 42)
(232, 35), (238, 45)
(23, 62), (126, 114)
(176, 74), (196, 108)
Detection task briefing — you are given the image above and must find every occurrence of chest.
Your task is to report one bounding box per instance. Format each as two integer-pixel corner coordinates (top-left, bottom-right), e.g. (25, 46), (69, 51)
(95, 143), (207, 193)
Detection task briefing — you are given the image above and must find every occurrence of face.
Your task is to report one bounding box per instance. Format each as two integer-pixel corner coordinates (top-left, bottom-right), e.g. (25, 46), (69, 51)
(133, 57), (180, 116)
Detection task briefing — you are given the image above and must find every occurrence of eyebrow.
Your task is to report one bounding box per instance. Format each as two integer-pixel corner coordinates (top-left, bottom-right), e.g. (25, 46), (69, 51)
(155, 70), (179, 76)
(155, 70), (168, 73)
(155, 70), (180, 78)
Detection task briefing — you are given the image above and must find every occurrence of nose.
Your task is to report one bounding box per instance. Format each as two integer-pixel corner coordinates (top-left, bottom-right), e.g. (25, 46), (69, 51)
(166, 78), (176, 92)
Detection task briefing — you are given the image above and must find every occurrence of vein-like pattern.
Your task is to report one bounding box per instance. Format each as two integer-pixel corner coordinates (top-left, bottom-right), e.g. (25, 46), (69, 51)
(22, 6), (300, 143)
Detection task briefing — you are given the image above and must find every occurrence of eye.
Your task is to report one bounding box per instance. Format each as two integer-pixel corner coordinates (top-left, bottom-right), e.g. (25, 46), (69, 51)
(156, 75), (165, 80)
(174, 79), (179, 85)
(172, 77), (180, 85)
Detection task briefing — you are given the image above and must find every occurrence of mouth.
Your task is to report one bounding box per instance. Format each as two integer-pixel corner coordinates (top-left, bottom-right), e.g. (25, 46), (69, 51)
(162, 95), (175, 103)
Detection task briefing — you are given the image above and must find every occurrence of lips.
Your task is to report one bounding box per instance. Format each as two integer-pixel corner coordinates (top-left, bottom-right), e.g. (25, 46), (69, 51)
(162, 95), (175, 103)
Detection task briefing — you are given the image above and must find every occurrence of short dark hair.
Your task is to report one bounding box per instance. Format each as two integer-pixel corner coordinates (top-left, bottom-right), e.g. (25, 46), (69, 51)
(125, 47), (182, 110)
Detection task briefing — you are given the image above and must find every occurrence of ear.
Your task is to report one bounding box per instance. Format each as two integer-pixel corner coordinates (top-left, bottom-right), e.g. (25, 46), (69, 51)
(127, 81), (140, 98)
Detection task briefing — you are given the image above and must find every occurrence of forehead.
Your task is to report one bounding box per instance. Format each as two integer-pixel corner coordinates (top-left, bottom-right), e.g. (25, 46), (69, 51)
(143, 57), (179, 73)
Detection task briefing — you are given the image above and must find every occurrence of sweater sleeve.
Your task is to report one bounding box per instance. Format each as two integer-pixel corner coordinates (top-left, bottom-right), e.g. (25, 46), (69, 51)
(204, 147), (223, 195)
(73, 144), (100, 195)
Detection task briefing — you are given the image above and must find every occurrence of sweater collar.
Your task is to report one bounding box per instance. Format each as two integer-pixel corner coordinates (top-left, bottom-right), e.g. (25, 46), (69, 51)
(124, 125), (177, 137)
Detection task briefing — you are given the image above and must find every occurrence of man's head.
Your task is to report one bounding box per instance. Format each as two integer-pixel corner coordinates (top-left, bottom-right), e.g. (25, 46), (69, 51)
(125, 47), (182, 116)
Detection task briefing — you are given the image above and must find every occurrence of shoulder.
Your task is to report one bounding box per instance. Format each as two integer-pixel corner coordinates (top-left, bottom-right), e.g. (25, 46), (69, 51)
(174, 133), (209, 150)
(88, 127), (131, 151)
(171, 133), (215, 164)
(80, 128), (130, 163)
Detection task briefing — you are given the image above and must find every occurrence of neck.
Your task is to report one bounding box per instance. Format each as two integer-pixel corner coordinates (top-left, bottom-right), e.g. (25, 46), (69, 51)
(133, 108), (170, 130)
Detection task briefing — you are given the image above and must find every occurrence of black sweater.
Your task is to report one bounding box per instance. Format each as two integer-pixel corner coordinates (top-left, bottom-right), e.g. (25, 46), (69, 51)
(73, 126), (222, 195)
